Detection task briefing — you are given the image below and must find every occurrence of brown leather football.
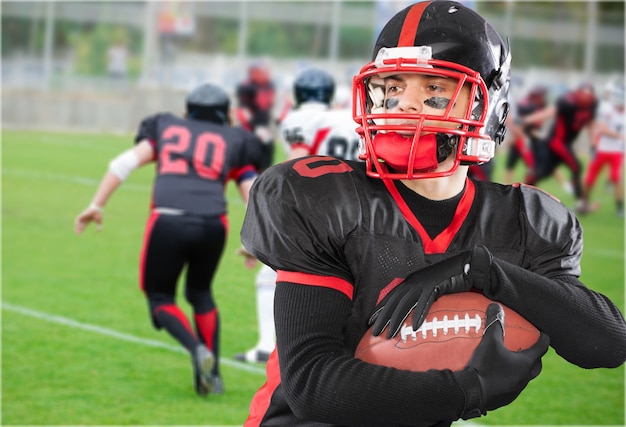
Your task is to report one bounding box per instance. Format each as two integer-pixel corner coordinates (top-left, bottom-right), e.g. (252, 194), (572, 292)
(355, 292), (540, 372)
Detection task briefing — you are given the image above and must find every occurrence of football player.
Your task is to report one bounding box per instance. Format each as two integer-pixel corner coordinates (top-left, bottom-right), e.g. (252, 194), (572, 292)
(240, 1), (626, 426)
(235, 67), (362, 364)
(75, 83), (262, 397)
(581, 81), (625, 217)
(503, 85), (547, 184)
(236, 59), (277, 171)
(523, 82), (599, 213)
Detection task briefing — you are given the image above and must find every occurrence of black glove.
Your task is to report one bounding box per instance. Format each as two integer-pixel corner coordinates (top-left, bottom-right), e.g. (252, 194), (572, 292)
(369, 245), (492, 338)
(453, 303), (550, 419)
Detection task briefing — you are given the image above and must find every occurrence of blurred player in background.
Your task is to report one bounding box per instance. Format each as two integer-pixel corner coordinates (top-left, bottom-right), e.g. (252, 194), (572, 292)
(503, 85), (548, 184)
(234, 67), (362, 364)
(240, 2), (626, 425)
(524, 83), (599, 213)
(74, 83), (262, 396)
(236, 60), (277, 171)
(468, 161), (494, 182)
(581, 81), (625, 217)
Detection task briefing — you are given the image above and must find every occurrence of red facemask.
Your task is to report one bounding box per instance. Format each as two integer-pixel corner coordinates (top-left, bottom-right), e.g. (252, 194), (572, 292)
(372, 132), (439, 173)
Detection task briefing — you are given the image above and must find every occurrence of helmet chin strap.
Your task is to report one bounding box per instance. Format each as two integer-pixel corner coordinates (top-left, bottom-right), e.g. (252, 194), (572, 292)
(372, 132), (457, 173)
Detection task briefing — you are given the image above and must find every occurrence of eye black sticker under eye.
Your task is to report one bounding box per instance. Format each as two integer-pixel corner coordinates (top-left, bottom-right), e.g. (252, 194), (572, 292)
(384, 98), (399, 109)
(424, 97), (450, 109)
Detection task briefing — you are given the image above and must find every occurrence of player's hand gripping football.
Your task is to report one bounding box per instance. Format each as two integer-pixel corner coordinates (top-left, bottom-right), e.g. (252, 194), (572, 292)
(368, 245), (492, 338)
(453, 303), (550, 419)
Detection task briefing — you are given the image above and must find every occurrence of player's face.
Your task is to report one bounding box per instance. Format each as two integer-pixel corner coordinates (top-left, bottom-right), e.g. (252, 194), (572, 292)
(380, 73), (471, 134)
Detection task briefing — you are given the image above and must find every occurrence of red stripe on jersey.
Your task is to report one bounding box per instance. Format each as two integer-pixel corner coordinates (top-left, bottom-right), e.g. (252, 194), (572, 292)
(376, 277), (405, 305)
(438, 179), (475, 252)
(276, 270), (354, 300)
(549, 118), (579, 172)
(139, 211), (160, 292)
(382, 178), (476, 254)
(236, 108), (252, 130)
(244, 349), (280, 427)
(219, 213), (229, 236)
(309, 127), (331, 155)
(290, 142), (310, 152)
(398, 2), (429, 47)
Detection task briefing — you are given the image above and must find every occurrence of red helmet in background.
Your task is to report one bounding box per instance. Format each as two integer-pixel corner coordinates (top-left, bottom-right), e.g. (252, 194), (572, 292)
(574, 82), (596, 108)
(249, 59), (271, 86)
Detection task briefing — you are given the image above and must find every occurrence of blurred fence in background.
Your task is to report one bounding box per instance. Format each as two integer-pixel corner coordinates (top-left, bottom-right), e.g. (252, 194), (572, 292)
(2, 1), (624, 134)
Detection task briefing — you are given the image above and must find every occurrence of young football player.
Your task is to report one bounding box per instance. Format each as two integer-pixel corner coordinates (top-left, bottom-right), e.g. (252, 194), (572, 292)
(581, 81), (625, 217)
(236, 59), (277, 171)
(75, 83), (262, 397)
(503, 85), (547, 184)
(240, 1), (626, 426)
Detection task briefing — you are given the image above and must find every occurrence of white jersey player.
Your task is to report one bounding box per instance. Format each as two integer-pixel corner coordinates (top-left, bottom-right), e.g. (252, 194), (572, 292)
(582, 82), (625, 217)
(235, 67), (362, 363)
(595, 98), (625, 154)
(280, 103), (361, 160)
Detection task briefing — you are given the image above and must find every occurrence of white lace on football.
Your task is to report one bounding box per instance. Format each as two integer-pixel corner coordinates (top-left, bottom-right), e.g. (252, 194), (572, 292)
(400, 313), (482, 342)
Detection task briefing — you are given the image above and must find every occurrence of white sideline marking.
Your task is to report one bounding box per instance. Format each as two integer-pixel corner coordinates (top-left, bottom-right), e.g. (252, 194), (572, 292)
(2, 302), (266, 376)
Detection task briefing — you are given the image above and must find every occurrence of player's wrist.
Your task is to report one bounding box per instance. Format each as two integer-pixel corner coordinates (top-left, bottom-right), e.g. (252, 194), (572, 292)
(468, 245), (493, 291)
(453, 368), (484, 420)
(89, 203), (103, 212)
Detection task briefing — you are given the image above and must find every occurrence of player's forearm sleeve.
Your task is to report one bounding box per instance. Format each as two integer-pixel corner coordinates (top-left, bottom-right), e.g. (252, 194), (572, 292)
(273, 281), (466, 425)
(485, 258), (626, 369)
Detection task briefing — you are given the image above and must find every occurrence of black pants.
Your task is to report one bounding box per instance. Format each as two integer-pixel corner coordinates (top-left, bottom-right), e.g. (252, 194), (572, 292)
(139, 211), (227, 372)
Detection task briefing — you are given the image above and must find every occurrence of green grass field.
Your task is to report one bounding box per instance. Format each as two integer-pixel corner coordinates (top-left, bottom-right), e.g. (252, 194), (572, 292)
(2, 129), (624, 426)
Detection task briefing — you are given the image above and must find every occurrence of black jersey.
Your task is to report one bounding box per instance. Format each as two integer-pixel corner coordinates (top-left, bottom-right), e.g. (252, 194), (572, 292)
(236, 80), (276, 129)
(548, 93), (598, 145)
(241, 156), (626, 426)
(135, 113), (261, 216)
(517, 97), (544, 138)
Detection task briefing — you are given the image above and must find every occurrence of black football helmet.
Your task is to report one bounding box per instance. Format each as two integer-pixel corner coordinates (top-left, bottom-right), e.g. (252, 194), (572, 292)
(352, 0), (511, 179)
(294, 68), (336, 108)
(186, 83), (230, 125)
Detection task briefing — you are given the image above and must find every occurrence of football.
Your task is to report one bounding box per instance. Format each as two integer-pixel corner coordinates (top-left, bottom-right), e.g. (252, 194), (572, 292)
(355, 292), (540, 372)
